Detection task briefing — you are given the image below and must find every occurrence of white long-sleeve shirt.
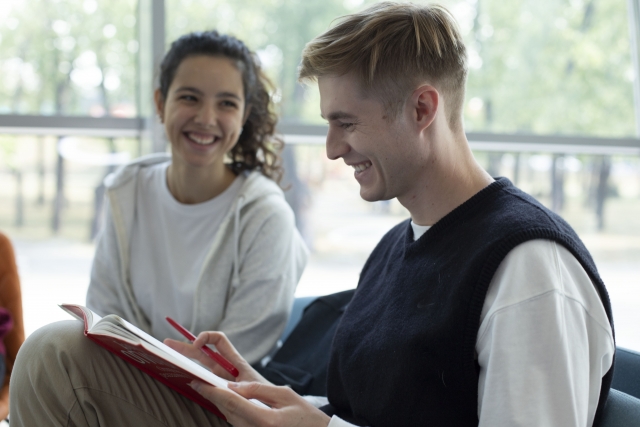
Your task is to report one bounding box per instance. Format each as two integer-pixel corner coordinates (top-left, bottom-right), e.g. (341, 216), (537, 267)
(322, 227), (614, 427)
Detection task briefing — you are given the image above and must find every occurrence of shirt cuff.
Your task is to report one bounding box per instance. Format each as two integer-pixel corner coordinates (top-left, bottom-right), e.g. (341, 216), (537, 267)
(302, 395), (329, 408)
(328, 415), (360, 427)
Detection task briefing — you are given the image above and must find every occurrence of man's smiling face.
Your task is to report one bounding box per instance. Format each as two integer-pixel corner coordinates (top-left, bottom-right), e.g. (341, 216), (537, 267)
(319, 73), (427, 203)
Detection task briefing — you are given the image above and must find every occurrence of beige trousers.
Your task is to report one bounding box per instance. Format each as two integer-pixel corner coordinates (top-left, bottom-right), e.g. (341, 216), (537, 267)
(10, 320), (230, 427)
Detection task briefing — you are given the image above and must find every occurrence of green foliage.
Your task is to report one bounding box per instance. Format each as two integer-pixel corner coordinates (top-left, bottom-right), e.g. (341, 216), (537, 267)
(0, 0), (137, 116)
(464, 0), (636, 137)
(1, 0), (636, 136)
(165, 0), (380, 122)
(0, 136), (18, 169)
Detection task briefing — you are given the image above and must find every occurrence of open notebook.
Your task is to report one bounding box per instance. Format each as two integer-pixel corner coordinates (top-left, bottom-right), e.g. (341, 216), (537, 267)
(60, 304), (266, 419)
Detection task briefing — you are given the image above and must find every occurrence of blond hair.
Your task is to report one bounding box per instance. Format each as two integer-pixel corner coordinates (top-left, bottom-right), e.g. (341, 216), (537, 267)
(299, 2), (467, 130)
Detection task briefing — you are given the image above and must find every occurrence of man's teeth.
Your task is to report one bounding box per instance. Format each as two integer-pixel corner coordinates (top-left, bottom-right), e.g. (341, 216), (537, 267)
(352, 162), (372, 173)
(188, 133), (216, 145)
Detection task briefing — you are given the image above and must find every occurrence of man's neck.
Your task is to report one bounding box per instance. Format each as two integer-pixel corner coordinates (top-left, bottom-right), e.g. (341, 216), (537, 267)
(400, 135), (494, 227)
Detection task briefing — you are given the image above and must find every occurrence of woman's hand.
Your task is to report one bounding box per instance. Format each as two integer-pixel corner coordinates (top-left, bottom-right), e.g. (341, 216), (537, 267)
(191, 380), (331, 427)
(164, 331), (267, 383)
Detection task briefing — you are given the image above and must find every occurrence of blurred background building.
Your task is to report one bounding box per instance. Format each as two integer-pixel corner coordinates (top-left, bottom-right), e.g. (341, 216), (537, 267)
(1, 0), (640, 351)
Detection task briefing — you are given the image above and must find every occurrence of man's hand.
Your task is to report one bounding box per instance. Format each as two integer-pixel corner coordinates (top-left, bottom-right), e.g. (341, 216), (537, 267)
(164, 331), (267, 383)
(191, 380), (331, 427)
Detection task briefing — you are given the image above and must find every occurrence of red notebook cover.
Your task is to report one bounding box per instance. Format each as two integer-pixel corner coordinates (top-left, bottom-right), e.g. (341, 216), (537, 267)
(62, 304), (226, 420)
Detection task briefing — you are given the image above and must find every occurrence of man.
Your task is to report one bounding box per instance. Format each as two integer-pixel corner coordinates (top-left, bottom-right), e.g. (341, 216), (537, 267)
(11, 2), (614, 427)
(197, 2), (614, 426)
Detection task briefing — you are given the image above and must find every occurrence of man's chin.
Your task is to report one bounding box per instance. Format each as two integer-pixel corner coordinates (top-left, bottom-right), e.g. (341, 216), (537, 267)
(359, 187), (384, 203)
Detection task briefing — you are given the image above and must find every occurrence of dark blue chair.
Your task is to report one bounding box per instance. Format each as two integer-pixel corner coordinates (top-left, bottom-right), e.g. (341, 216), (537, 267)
(599, 388), (640, 426)
(280, 296), (316, 343)
(612, 347), (640, 399)
(600, 346), (640, 426)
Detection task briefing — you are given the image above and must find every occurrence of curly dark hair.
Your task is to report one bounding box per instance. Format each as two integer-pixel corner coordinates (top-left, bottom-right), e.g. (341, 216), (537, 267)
(158, 30), (283, 182)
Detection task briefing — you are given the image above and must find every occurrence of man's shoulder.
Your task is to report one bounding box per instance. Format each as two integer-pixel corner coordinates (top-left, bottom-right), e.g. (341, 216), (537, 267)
(479, 179), (576, 236)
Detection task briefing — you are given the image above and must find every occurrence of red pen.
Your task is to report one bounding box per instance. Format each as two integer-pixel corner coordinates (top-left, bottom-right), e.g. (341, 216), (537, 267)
(166, 316), (240, 377)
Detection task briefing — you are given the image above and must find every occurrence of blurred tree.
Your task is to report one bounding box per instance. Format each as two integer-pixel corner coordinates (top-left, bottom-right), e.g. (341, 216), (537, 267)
(0, 137), (23, 226)
(464, 0), (635, 137)
(2, 0), (634, 135)
(165, 0), (380, 123)
(0, 0), (138, 116)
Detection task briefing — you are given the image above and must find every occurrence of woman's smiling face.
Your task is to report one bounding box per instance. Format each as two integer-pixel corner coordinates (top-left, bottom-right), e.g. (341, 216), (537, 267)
(155, 55), (247, 172)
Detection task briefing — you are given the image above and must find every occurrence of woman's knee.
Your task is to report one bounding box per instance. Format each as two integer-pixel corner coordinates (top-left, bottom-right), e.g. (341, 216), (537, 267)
(13, 320), (86, 378)
(10, 321), (92, 425)
(20, 319), (83, 350)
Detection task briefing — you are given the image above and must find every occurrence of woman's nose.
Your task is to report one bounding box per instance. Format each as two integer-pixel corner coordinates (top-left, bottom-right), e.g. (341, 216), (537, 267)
(195, 103), (216, 126)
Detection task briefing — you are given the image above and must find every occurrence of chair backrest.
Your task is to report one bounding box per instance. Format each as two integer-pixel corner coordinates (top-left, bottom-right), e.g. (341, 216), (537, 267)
(612, 347), (640, 400)
(259, 290), (355, 396)
(598, 389), (640, 427)
(280, 296), (316, 343)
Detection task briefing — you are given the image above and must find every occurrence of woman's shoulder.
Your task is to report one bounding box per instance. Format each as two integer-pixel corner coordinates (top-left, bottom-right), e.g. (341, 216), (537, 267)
(104, 153), (171, 190)
(240, 171), (286, 203)
(239, 172), (295, 220)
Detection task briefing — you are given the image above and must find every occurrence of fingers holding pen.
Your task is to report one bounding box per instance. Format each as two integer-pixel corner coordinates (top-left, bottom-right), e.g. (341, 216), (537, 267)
(164, 338), (213, 365)
(164, 318), (241, 379)
(163, 337), (235, 381)
(192, 331), (241, 363)
(192, 331), (268, 383)
(166, 331), (268, 383)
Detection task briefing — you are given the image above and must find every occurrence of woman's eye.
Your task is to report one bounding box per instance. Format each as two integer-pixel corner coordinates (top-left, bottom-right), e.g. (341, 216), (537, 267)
(180, 95), (197, 102)
(221, 100), (238, 108)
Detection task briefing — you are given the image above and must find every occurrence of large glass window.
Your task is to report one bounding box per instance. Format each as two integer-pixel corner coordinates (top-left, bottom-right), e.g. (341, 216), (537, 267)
(165, 0), (381, 123)
(1, 0), (639, 352)
(461, 0), (635, 137)
(0, 0), (138, 117)
(166, 0), (636, 136)
(3, 140), (640, 349)
(0, 134), (139, 239)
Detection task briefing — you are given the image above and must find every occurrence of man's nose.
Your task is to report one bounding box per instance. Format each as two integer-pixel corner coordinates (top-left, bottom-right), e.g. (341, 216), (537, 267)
(325, 128), (350, 160)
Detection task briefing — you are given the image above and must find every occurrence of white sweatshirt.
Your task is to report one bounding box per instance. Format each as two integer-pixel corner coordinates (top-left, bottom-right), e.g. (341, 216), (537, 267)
(86, 153), (309, 364)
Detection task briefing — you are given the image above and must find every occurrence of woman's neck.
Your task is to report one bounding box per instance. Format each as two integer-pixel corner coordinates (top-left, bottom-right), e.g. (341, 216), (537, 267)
(166, 162), (237, 204)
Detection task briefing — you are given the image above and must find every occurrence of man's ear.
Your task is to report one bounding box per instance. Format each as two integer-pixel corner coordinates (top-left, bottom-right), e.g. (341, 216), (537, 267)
(412, 85), (439, 132)
(154, 89), (165, 123)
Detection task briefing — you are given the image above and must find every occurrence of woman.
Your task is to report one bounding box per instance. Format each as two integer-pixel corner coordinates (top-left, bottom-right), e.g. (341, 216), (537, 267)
(86, 31), (308, 365)
(0, 232), (25, 420)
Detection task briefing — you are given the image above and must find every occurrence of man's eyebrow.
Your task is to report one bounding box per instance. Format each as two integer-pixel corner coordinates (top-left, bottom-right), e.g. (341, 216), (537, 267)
(320, 111), (358, 121)
(174, 87), (242, 100)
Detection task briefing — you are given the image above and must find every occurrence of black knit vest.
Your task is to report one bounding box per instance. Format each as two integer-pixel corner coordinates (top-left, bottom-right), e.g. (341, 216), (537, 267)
(324, 178), (615, 427)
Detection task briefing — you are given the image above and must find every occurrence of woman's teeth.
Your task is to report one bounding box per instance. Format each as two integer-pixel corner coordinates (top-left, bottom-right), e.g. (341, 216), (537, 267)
(352, 162), (372, 173)
(187, 133), (216, 145)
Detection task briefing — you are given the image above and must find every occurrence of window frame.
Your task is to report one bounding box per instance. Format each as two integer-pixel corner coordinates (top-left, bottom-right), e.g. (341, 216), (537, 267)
(0, 0), (639, 155)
